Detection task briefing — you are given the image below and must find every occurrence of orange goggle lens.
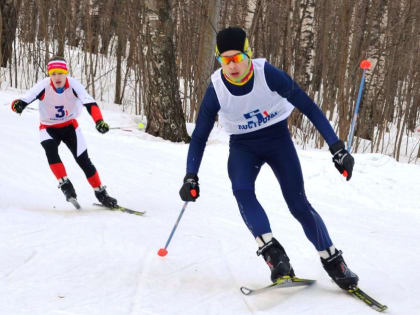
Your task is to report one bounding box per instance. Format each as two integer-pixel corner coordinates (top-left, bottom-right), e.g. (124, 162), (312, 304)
(217, 53), (247, 65)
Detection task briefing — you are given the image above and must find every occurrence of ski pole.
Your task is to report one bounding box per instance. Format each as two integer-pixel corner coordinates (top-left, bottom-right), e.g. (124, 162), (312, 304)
(158, 201), (189, 257)
(109, 127), (133, 132)
(347, 59), (371, 152)
(110, 122), (145, 131)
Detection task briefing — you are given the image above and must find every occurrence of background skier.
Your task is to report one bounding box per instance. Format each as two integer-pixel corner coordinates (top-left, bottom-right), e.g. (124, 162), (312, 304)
(11, 56), (117, 209)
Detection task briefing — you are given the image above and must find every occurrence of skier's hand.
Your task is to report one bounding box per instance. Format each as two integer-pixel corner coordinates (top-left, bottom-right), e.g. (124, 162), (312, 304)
(96, 120), (109, 134)
(329, 140), (354, 181)
(179, 173), (200, 202)
(11, 99), (27, 114)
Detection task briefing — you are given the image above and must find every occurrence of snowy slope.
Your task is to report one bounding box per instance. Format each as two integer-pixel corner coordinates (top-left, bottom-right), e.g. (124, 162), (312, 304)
(1, 88), (420, 315)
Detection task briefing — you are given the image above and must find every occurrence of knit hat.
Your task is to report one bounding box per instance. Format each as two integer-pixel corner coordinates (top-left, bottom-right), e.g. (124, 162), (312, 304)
(47, 58), (68, 75)
(216, 27), (252, 57)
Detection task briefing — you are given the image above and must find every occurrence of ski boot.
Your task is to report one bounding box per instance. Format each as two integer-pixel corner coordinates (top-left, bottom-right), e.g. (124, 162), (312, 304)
(58, 177), (77, 201)
(321, 249), (359, 290)
(94, 186), (117, 208)
(257, 237), (295, 283)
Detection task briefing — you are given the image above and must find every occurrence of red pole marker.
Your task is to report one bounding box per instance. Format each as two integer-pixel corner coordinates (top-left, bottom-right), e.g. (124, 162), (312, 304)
(360, 59), (371, 70)
(343, 170), (348, 178)
(157, 248), (168, 257)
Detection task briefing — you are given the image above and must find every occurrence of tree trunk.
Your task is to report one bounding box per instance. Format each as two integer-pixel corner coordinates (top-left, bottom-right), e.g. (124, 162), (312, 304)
(114, 36), (122, 104)
(194, 0), (221, 121)
(145, 0), (190, 142)
(0, 0), (19, 67)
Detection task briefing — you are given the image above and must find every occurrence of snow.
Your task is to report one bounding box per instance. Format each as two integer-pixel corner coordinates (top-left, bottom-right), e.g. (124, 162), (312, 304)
(1, 88), (420, 315)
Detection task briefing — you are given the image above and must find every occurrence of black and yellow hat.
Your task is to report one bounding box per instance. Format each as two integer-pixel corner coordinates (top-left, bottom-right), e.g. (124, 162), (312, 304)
(216, 27), (253, 58)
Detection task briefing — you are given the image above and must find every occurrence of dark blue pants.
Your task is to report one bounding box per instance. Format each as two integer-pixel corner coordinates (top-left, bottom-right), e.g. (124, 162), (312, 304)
(228, 120), (333, 251)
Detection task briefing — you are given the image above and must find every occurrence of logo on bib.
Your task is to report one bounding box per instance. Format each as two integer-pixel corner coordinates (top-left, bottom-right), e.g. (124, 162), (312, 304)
(238, 109), (278, 130)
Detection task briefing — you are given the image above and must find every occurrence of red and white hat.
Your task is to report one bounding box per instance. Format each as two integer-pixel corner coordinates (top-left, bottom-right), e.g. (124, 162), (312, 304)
(47, 60), (68, 75)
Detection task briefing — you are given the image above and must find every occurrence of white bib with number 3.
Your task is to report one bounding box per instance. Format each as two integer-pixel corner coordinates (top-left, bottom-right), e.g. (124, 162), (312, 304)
(20, 77), (95, 126)
(38, 84), (82, 125)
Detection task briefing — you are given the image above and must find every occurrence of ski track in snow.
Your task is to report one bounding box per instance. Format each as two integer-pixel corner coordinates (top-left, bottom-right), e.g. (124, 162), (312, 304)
(1, 94), (420, 314)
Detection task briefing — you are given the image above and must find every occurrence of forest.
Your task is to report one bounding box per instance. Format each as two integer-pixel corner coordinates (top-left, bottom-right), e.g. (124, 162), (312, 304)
(0, 0), (419, 162)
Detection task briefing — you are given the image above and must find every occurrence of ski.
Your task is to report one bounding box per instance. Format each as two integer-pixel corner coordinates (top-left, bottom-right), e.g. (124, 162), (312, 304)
(241, 277), (387, 312)
(347, 286), (387, 312)
(240, 276), (315, 296)
(68, 197), (81, 210)
(93, 203), (145, 216)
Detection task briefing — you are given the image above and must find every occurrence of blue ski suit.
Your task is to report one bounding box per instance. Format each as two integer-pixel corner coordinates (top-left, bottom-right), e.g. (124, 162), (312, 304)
(186, 59), (338, 251)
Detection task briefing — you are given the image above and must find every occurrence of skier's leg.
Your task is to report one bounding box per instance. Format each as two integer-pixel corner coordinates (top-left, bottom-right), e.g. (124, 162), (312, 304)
(40, 129), (66, 179)
(228, 144), (294, 281)
(266, 131), (358, 288)
(62, 125), (117, 207)
(40, 128), (76, 200)
(60, 125), (97, 184)
(264, 132), (332, 251)
(228, 144), (268, 236)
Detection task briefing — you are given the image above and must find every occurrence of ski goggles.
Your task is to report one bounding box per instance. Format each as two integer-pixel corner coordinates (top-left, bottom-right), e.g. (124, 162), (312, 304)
(216, 52), (247, 65)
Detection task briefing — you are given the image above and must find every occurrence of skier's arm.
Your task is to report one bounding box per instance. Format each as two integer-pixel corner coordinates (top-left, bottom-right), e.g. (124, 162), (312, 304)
(180, 83), (220, 202)
(11, 78), (50, 113)
(186, 83), (220, 175)
(84, 102), (104, 123)
(264, 62), (338, 146)
(68, 77), (104, 123)
(264, 63), (354, 180)
(19, 78), (50, 105)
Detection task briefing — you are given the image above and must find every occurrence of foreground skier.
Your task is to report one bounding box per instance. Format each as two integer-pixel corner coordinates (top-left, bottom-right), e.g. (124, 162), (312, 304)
(11, 56), (117, 208)
(179, 27), (358, 290)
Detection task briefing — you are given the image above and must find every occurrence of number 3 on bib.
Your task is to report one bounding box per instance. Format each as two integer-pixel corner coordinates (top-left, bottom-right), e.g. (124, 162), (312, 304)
(55, 105), (65, 118)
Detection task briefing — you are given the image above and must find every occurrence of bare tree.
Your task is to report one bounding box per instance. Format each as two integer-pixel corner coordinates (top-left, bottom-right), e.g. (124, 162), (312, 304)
(144, 0), (190, 142)
(193, 0), (221, 121)
(0, 0), (20, 67)
(4, 0), (419, 161)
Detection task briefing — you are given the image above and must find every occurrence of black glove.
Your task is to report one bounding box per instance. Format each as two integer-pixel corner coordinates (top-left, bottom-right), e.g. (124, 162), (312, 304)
(96, 120), (109, 134)
(179, 173), (200, 201)
(11, 99), (27, 114)
(329, 140), (354, 181)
